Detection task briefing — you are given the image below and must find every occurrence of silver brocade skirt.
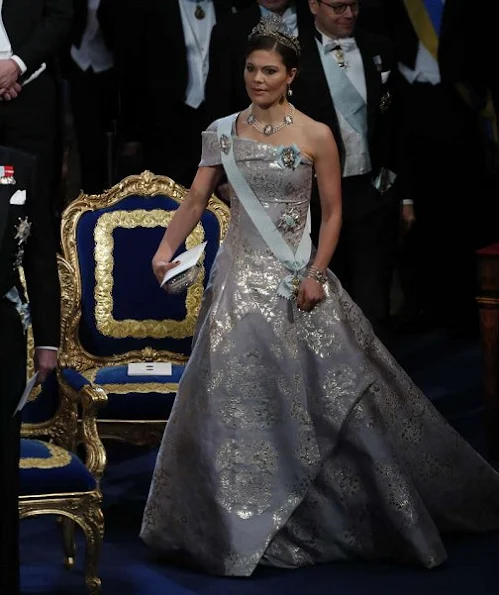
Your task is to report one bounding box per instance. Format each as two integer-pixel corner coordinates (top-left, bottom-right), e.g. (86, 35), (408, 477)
(140, 235), (499, 576)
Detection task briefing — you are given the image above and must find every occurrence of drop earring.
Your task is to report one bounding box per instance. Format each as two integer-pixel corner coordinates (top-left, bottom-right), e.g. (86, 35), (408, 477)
(287, 85), (293, 97)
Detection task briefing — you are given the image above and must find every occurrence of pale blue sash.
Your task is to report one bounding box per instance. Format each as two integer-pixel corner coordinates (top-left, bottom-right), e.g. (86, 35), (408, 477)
(217, 114), (312, 299)
(315, 38), (367, 136)
(4, 286), (31, 332)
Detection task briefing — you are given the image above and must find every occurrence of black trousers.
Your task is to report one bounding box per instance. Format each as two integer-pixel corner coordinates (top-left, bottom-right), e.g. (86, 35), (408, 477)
(0, 301), (26, 595)
(395, 77), (494, 327)
(313, 174), (399, 341)
(68, 63), (118, 195)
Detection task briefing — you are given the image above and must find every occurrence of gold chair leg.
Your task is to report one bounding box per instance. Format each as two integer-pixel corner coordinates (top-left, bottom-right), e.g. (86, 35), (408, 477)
(80, 499), (104, 595)
(61, 517), (76, 569)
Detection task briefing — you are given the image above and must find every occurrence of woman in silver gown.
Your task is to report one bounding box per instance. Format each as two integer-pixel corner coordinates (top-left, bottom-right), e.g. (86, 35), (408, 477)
(140, 16), (499, 576)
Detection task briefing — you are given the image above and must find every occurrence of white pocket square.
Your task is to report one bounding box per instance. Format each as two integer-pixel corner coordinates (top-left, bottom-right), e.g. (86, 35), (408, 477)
(9, 189), (26, 205)
(381, 70), (391, 84)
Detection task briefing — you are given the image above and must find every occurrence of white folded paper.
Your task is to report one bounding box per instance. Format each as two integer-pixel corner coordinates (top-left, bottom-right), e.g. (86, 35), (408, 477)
(127, 362), (172, 376)
(14, 372), (38, 416)
(160, 241), (207, 287)
(9, 189), (26, 205)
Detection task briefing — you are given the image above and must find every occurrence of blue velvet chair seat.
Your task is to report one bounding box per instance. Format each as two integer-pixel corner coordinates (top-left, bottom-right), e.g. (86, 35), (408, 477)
(61, 365), (184, 420)
(20, 439), (96, 496)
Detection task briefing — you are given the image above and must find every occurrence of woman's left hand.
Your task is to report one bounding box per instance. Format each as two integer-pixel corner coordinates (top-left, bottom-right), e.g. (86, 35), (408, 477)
(296, 277), (325, 312)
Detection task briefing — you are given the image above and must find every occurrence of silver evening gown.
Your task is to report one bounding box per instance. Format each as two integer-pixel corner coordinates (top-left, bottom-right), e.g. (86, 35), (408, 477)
(140, 119), (499, 576)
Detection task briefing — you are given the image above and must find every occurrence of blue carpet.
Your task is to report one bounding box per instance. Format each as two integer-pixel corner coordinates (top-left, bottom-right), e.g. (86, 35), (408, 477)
(20, 330), (499, 594)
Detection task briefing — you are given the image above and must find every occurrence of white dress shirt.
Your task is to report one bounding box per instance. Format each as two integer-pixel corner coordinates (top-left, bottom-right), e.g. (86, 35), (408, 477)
(259, 4), (298, 36)
(70, 0), (114, 74)
(0, 0), (46, 85)
(398, 0), (445, 85)
(319, 30), (371, 177)
(179, 0), (216, 109)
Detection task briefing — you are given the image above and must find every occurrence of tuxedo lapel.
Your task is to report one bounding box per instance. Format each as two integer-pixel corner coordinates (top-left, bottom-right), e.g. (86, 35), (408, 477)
(213, 0), (235, 21)
(0, 191), (12, 260)
(298, 32), (337, 122)
(294, 30), (344, 164)
(356, 31), (381, 139)
(243, 3), (264, 33)
(166, 0), (186, 50)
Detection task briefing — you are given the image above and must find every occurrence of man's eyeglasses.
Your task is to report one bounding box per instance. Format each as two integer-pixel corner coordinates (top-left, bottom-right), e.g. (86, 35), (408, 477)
(317, 0), (359, 15)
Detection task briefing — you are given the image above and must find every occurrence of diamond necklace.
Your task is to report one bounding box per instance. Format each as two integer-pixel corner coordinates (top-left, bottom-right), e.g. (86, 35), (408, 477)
(247, 103), (295, 136)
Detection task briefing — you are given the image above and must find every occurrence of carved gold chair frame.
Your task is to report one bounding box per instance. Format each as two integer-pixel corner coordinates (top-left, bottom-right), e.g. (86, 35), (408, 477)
(19, 381), (107, 594)
(58, 171), (230, 448)
(19, 256), (107, 594)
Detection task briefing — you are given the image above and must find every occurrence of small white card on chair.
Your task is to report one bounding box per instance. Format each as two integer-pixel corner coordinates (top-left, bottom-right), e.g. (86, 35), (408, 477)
(160, 241), (207, 287)
(127, 363), (172, 376)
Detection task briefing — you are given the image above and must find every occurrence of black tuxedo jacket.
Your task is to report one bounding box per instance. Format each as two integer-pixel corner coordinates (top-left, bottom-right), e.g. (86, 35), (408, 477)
(0, 146), (60, 347)
(292, 27), (396, 187)
(1, 0), (73, 78)
(384, 0), (466, 83)
(119, 0), (241, 142)
(72, 0), (126, 51)
(205, 1), (313, 123)
(379, 0), (497, 87)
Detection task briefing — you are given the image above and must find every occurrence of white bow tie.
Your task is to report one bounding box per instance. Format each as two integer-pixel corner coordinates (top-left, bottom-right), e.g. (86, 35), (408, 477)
(324, 37), (356, 53)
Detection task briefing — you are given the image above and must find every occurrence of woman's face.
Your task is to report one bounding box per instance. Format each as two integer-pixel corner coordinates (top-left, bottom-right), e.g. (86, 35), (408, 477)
(244, 49), (296, 108)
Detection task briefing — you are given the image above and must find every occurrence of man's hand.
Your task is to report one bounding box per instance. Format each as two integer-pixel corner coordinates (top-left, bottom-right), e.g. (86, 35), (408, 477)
(0, 82), (22, 101)
(34, 349), (58, 384)
(0, 59), (21, 93)
(401, 203), (416, 232)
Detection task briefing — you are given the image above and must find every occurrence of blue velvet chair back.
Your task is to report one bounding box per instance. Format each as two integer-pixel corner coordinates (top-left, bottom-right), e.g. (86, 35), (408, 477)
(60, 171), (230, 369)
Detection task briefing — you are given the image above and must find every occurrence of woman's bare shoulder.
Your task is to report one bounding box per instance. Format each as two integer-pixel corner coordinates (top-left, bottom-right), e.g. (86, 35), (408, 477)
(294, 111), (334, 143)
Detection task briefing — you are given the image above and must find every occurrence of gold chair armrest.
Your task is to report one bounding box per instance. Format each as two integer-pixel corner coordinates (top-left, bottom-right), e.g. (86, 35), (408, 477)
(79, 384), (108, 483)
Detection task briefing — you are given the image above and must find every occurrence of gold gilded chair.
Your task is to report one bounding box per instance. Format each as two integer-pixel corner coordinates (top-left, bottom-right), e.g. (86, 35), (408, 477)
(19, 257), (107, 594)
(57, 171), (230, 448)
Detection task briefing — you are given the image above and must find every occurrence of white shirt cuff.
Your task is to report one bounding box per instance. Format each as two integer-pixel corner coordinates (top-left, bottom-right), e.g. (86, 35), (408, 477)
(35, 346), (59, 352)
(402, 199), (414, 205)
(11, 55), (27, 75)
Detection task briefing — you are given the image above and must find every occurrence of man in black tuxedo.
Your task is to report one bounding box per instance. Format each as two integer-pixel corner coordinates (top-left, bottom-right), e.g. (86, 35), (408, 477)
(67, 0), (118, 194)
(379, 0), (497, 333)
(0, 0), (73, 220)
(0, 146), (60, 594)
(118, 0), (245, 188)
(290, 0), (403, 340)
(205, 0), (313, 122)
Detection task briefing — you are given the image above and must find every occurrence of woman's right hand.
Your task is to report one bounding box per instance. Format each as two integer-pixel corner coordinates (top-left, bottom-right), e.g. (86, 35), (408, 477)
(152, 256), (180, 286)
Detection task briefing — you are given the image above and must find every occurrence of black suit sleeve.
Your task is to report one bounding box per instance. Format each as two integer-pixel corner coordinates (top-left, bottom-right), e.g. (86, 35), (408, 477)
(97, 0), (121, 51)
(23, 156), (61, 347)
(16, 0), (73, 75)
(205, 22), (235, 124)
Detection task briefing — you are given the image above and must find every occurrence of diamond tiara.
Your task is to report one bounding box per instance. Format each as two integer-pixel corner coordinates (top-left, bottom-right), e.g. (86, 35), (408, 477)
(248, 14), (301, 56)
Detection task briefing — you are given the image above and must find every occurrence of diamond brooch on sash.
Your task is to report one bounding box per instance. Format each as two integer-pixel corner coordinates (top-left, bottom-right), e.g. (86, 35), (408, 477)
(333, 46), (348, 69)
(278, 206), (301, 231)
(219, 134), (231, 154)
(276, 145), (301, 170)
(14, 216), (31, 267)
(280, 146), (299, 169)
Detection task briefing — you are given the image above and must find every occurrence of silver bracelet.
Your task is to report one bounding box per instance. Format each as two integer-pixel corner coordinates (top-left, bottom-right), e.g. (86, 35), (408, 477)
(306, 266), (327, 284)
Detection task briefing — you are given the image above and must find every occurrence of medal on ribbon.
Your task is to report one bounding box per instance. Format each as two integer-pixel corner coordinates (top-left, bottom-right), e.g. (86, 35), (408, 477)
(0, 165), (16, 185)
